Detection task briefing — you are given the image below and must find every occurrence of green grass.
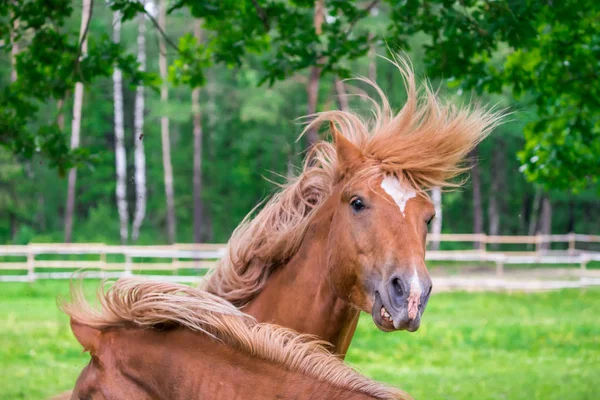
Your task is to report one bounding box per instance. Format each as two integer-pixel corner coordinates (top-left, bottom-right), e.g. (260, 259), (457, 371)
(1, 281), (599, 400)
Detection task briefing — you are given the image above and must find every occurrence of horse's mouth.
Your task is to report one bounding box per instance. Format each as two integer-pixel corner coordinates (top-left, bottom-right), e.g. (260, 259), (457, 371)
(371, 291), (421, 332)
(371, 291), (396, 332)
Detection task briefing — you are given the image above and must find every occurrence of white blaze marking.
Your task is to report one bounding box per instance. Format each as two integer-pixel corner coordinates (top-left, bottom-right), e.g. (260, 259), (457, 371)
(407, 266), (422, 320)
(380, 176), (417, 217)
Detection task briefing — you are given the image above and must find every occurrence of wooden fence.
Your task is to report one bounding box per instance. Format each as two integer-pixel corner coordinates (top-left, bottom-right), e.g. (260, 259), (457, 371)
(0, 233), (599, 283)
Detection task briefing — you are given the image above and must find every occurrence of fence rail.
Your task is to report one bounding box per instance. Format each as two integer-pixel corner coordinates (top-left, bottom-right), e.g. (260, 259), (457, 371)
(0, 233), (598, 283)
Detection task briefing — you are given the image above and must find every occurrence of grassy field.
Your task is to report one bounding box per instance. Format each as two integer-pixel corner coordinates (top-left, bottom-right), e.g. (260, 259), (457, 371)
(0, 280), (599, 400)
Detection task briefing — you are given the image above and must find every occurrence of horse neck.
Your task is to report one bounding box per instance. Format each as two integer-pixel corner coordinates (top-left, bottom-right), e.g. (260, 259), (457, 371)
(106, 328), (376, 400)
(243, 194), (360, 357)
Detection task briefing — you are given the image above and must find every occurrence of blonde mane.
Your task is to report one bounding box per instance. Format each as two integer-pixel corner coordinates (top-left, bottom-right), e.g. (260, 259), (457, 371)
(202, 56), (503, 307)
(61, 278), (409, 400)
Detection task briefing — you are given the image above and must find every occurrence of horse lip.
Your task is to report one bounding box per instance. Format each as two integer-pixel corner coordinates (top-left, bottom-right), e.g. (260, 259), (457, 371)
(371, 291), (396, 332)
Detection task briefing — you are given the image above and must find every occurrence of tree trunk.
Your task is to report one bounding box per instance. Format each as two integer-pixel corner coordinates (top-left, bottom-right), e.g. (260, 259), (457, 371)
(334, 76), (348, 111)
(487, 139), (504, 249)
(37, 195), (46, 231)
(131, 9), (147, 242)
(159, 0), (176, 244)
(204, 71), (217, 242)
(527, 188), (542, 237)
(57, 99), (65, 131)
(430, 187), (442, 251)
(368, 33), (376, 82)
(192, 21), (204, 244)
(64, 0), (91, 243)
(539, 194), (552, 250)
(113, 11), (129, 244)
(10, 13), (18, 82)
(304, 0), (325, 148)
(471, 148), (484, 250)
(10, 212), (17, 241)
(567, 196), (575, 233)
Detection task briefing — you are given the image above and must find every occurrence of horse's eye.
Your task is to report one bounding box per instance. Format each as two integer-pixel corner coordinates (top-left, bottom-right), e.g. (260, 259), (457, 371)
(350, 197), (365, 212)
(426, 215), (435, 226)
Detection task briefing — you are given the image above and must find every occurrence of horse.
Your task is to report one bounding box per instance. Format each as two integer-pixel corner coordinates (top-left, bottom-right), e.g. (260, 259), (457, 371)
(202, 58), (503, 356)
(60, 278), (410, 400)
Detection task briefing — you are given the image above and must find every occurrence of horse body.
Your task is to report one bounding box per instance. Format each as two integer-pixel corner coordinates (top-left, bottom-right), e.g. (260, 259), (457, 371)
(71, 326), (376, 400)
(63, 278), (408, 400)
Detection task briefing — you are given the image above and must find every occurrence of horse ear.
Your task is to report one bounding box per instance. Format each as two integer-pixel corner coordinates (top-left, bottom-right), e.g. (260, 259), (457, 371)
(71, 318), (101, 353)
(331, 121), (364, 178)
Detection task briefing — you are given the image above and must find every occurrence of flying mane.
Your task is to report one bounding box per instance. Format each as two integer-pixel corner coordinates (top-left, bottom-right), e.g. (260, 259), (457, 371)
(202, 56), (503, 307)
(61, 278), (408, 400)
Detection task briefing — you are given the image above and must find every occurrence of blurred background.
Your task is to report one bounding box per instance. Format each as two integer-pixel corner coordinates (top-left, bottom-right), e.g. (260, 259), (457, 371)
(0, 1), (599, 399)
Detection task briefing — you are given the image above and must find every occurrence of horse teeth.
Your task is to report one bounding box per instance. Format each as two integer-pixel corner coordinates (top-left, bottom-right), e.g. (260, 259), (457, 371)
(380, 306), (391, 322)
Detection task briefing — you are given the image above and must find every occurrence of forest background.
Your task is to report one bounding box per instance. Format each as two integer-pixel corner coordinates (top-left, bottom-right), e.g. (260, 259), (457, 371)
(1, 0), (598, 247)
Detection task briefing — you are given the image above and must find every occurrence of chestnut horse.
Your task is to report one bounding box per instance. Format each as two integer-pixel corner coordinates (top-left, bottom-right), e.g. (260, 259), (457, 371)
(203, 59), (502, 355)
(61, 278), (409, 400)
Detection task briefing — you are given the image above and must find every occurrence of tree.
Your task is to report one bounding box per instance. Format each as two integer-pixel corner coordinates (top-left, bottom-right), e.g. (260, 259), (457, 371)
(158, 0), (177, 243)
(192, 20), (204, 244)
(1, 0), (150, 173)
(430, 188), (442, 251)
(304, 0), (326, 147)
(10, 10), (17, 83)
(113, 10), (129, 244)
(64, 0), (92, 243)
(386, 0), (599, 192)
(488, 138), (505, 249)
(539, 194), (552, 250)
(471, 148), (484, 250)
(131, 8), (147, 242)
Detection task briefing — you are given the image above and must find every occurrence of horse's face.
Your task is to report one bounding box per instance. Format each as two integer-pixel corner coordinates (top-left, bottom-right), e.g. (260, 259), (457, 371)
(326, 133), (434, 332)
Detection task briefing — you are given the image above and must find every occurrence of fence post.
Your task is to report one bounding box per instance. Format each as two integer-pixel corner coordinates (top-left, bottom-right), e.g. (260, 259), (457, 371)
(99, 250), (107, 279)
(580, 255), (588, 283)
(568, 232), (576, 255)
(27, 251), (36, 282)
(480, 233), (488, 253)
(124, 254), (132, 277)
(495, 256), (504, 277)
(535, 234), (543, 255)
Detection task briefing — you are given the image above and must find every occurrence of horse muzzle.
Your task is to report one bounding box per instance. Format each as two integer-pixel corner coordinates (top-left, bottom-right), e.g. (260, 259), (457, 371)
(371, 273), (432, 332)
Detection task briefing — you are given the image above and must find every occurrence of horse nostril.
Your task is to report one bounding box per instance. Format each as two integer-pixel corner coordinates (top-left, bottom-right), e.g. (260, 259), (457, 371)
(426, 284), (432, 297)
(391, 277), (403, 296)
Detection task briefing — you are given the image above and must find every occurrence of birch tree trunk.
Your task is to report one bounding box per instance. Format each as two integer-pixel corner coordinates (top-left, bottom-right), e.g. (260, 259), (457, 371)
(192, 21), (204, 243)
(131, 9), (147, 242)
(304, 0), (325, 147)
(113, 11), (129, 244)
(64, 0), (91, 243)
(159, 0), (177, 243)
(430, 188), (442, 251)
(471, 148), (484, 250)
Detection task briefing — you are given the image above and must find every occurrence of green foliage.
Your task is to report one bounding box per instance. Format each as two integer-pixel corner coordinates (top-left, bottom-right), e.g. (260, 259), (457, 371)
(1, 0), (156, 173)
(3, 0), (600, 188)
(0, 1), (598, 245)
(504, 2), (600, 191)
(384, 0), (599, 191)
